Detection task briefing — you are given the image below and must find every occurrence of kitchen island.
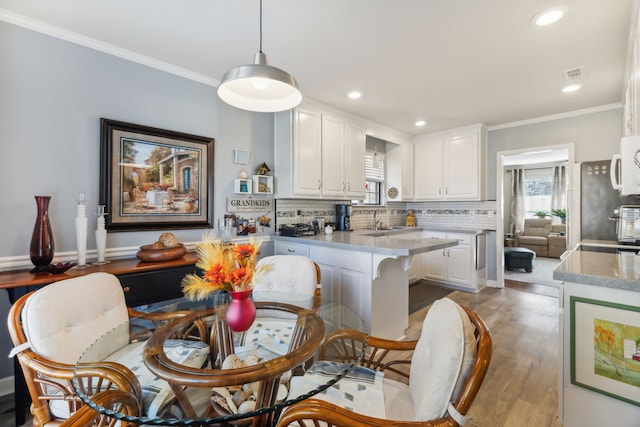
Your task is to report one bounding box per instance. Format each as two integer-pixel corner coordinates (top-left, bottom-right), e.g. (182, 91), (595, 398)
(274, 229), (459, 339)
(554, 250), (640, 427)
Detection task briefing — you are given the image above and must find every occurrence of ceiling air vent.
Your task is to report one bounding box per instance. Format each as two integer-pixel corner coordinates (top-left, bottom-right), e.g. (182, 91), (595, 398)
(562, 66), (586, 82)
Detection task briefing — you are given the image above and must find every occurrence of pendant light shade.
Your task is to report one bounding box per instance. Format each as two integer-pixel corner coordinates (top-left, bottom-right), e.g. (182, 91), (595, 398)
(217, 0), (302, 112)
(218, 52), (302, 112)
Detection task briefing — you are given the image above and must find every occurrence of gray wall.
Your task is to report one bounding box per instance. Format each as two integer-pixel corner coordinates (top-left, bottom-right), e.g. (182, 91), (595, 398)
(0, 22), (273, 378)
(486, 108), (623, 200)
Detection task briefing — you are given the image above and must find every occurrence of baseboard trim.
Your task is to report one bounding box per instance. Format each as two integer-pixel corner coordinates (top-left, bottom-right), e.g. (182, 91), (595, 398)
(0, 375), (13, 397)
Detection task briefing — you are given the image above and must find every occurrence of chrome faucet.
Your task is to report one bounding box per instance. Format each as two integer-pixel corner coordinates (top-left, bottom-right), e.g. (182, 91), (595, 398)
(373, 210), (382, 230)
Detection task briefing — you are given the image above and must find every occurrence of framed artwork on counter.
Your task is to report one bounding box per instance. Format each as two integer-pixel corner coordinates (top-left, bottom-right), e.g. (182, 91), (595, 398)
(99, 118), (214, 231)
(570, 296), (640, 406)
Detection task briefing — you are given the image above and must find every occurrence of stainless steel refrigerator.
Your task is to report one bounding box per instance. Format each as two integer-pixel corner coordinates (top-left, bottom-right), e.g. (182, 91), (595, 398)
(580, 160), (640, 241)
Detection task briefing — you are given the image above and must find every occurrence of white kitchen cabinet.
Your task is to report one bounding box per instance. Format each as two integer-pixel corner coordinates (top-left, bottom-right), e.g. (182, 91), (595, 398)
(413, 137), (443, 200)
(422, 231), (447, 281)
(446, 238), (473, 286)
(321, 114), (346, 197)
(385, 140), (414, 201)
(311, 246), (371, 327)
(345, 121), (366, 198)
(321, 114), (366, 199)
(421, 231), (484, 292)
(274, 103), (365, 199)
(274, 240), (310, 257)
(273, 239), (418, 339)
(274, 105), (322, 198)
(413, 124), (486, 201)
(622, 7), (639, 137)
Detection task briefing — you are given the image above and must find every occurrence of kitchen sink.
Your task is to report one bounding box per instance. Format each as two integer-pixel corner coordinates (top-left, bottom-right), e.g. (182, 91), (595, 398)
(362, 227), (407, 237)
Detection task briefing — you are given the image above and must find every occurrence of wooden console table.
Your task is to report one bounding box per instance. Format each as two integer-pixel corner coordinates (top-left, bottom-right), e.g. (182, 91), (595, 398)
(1, 254), (199, 425)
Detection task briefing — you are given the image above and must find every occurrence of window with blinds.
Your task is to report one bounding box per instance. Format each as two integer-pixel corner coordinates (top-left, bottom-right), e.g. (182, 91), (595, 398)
(364, 151), (385, 205)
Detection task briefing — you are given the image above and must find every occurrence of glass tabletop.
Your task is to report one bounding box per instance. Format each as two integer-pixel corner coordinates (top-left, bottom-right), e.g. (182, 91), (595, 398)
(73, 291), (367, 426)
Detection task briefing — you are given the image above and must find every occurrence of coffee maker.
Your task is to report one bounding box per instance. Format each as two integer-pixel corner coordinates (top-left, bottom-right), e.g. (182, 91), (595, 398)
(335, 204), (353, 231)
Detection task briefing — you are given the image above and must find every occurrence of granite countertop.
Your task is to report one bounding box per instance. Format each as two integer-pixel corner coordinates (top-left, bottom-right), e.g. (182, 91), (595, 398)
(274, 229), (458, 256)
(553, 250), (640, 292)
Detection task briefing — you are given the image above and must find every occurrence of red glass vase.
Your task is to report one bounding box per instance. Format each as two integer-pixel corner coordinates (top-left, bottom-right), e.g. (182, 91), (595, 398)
(225, 289), (256, 332)
(29, 195), (54, 272)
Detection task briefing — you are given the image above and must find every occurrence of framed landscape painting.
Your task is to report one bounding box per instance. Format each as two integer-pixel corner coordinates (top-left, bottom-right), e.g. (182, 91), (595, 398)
(570, 296), (640, 406)
(100, 118), (214, 231)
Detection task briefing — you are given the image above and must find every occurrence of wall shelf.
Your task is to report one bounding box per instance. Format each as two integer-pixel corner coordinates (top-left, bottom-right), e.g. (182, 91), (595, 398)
(252, 175), (273, 194)
(234, 179), (252, 194)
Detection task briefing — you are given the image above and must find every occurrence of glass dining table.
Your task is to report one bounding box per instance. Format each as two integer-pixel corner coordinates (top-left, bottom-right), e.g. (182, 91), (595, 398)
(73, 291), (367, 426)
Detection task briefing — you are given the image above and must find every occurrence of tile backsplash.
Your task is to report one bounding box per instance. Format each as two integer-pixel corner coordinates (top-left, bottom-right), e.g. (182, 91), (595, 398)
(275, 199), (497, 231)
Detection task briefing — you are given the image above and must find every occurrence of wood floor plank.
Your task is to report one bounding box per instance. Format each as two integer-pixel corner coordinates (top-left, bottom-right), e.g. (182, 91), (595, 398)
(407, 285), (562, 427)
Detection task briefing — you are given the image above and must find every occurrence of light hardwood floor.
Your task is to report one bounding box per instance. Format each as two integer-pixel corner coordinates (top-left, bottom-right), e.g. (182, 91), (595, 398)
(407, 284), (563, 427)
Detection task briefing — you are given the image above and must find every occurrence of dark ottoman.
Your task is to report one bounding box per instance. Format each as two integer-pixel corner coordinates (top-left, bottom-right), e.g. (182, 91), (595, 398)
(504, 247), (536, 272)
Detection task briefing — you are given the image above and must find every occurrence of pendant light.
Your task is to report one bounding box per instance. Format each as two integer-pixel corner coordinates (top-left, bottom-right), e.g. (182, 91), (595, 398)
(217, 0), (302, 112)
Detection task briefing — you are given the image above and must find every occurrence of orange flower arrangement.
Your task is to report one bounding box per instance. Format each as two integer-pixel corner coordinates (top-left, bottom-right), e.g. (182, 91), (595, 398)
(181, 233), (266, 300)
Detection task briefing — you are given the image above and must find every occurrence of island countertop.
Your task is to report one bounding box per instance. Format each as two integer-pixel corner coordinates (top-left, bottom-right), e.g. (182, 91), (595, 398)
(553, 250), (640, 292)
(273, 229), (459, 256)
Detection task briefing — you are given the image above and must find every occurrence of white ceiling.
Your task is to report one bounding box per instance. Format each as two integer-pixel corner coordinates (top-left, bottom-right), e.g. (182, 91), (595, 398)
(0, 0), (633, 135)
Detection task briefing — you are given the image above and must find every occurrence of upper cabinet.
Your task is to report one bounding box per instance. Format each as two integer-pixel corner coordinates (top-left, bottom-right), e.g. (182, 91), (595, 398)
(345, 121), (366, 198)
(624, 7), (640, 137)
(274, 103), (365, 199)
(385, 140), (414, 201)
(413, 124), (487, 201)
(275, 105), (323, 197)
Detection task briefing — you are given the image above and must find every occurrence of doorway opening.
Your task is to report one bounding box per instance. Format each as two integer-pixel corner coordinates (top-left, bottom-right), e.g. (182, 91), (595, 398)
(496, 143), (575, 289)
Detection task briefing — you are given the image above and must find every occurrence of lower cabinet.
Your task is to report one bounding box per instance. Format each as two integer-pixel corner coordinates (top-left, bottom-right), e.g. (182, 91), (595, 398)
(309, 246), (371, 328)
(274, 240), (311, 257)
(273, 240), (410, 339)
(421, 231), (484, 292)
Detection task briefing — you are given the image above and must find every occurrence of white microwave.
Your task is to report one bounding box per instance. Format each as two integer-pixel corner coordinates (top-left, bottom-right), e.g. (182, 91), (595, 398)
(611, 136), (640, 195)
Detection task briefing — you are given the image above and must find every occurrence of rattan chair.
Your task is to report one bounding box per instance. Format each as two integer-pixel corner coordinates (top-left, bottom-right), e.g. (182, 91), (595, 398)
(276, 300), (492, 427)
(59, 390), (140, 427)
(8, 272), (207, 426)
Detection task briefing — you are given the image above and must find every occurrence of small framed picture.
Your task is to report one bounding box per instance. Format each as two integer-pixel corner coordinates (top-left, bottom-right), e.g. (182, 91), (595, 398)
(234, 149), (249, 165)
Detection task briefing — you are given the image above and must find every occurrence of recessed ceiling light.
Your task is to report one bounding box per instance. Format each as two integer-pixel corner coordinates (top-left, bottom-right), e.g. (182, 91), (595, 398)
(415, 120), (427, 127)
(532, 5), (568, 26)
(348, 91), (362, 100)
(562, 83), (583, 93)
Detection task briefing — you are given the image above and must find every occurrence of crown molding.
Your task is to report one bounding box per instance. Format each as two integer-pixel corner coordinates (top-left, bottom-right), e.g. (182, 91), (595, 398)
(488, 103), (622, 131)
(0, 8), (220, 87)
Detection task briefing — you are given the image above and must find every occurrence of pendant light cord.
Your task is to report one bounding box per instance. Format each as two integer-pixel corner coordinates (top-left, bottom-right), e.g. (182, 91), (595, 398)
(259, 0), (263, 53)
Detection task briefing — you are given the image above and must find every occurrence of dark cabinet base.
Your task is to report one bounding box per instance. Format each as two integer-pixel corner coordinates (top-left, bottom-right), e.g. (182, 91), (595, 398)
(119, 264), (199, 307)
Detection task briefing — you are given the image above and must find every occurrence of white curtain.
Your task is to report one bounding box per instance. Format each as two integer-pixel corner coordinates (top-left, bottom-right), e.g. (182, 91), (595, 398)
(551, 165), (567, 211)
(510, 169), (525, 234)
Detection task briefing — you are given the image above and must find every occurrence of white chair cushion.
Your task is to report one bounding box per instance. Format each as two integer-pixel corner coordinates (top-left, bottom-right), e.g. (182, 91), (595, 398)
(22, 272), (130, 365)
(287, 362), (386, 418)
(451, 302), (477, 401)
(409, 297), (473, 421)
(252, 255), (317, 296)
(284, 299), (477, 424)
